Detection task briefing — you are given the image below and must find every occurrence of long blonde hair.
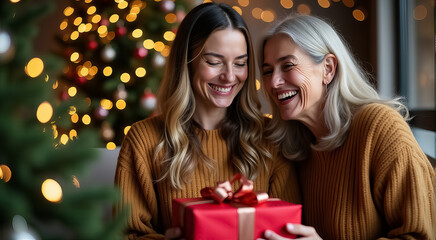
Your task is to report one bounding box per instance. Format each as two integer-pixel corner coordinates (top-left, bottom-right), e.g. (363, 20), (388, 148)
(260, 14), (408, 161)
(156, 3), (269, 189)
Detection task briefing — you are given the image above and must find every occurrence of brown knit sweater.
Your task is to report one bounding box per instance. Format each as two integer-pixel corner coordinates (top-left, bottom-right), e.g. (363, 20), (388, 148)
(297, 103), (436, 239)
(114, 116), (301, 239)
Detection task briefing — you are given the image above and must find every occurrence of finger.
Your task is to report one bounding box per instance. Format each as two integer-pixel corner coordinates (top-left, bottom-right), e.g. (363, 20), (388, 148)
(286, 224), (317, 238)
(264, 229), (291, 240)
(165, 227), (182, 239)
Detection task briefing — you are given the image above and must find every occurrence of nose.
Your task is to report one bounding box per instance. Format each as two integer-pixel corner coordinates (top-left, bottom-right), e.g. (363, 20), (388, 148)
(220, 64), (236, 82)
(270, 70), (284, 88)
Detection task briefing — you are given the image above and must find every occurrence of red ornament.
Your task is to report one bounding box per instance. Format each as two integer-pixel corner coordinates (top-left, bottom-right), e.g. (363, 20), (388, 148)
(87, 40), (98, 50)
(116, 26), (127, 36)
(76, 76), (86, 85)
(134, 47), (148, 59)
(141, 90), (156, 111)
(100, 18), (109, 26)
(60, 90), (69, 101)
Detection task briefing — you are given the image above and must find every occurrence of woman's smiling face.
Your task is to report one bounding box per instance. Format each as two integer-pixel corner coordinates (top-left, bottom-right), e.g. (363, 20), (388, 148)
(190, 28), (248, 112)
(262, 34), (325, 122)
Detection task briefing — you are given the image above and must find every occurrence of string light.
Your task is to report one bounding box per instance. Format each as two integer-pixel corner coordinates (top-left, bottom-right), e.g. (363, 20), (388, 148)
(120, 73), (131, 83)
(143, 39), (155, 49)
(238, 0), (249, 7)
(71, 113), (79, 123)
(116, 99), (126, 110)
(106, 142), (116, 150)
(63, 6), (74, 16)
(36, 101), (53, 123)
(353, 8), (366, 21)
(261, 10), (275, 22)
(135, 67), (146, 77)
(132, 29), (143, 38)
(281, 0), (293, 9)
(232, 6), (242, 15)
(103, 66), (113, 76)
(342, 0), (354, 8)
(318, 0), (330, 8)
(165, 13), (177, 23)
(154, 41), (165, 52)
(25, 57), (44, 78)
(163, 31), (176, 41)
(41, 179), (63, 203)
(0, 165), (12, 182)
(252, 8), (262, 19)
(100, 99), (113, 110)
(82, 114), (91, 125)
(60, 134), (69, 145)
(297, 4), (311, 15)
(124, 126), (131, 135)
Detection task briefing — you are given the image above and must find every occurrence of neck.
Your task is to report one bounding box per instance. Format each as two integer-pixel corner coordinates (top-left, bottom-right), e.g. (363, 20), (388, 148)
(193, 107), (226, 130)
(298, 103), (329, 141)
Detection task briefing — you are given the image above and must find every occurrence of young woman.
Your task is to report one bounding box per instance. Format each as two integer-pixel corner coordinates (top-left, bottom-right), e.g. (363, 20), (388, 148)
(114, 3), (301, 239)
(260, 14), (435, 239)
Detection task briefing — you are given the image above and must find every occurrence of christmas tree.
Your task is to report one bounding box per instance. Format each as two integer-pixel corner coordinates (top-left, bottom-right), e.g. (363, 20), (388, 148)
(57, 0), (191, 147)
(0, 0), (126, 239)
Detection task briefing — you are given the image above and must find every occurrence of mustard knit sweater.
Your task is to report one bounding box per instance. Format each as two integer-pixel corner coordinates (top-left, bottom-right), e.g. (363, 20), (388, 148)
(114, 116), (301, 240)
(297, 103), (436, 239)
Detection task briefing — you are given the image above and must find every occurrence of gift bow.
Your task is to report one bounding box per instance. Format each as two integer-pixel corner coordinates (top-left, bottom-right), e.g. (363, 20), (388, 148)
(200, 173), (269, 206)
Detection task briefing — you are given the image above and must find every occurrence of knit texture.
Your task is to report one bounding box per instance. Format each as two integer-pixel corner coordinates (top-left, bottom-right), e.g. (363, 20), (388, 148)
(297, 103), (436, 239)
(114, 116), (301, 239)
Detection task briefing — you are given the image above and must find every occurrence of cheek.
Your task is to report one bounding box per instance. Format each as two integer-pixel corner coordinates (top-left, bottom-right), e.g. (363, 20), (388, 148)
(235, 67), (248, 83)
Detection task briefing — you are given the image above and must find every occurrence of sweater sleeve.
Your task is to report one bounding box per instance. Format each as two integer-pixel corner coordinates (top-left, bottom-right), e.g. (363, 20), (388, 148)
(114, 122), (165, 240)
(369, 105), (436, 240)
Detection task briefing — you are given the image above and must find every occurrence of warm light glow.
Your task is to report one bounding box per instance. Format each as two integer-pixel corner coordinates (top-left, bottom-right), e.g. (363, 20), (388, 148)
(161, 46), (171, 57)
(163, 31), (176, 41)
(0, 165), (12, 182)
(126, 13), (138, 22)
(238, 0), (249, 7)
(101, 99), (113, 110)
(68, 87), (77, 97)
(106, 142), (117, 150)
(256, 79), (260, 90)
(63, 6), (74, 16)
(232, 6), (242, 15)
(342, 0), (354, 8)
(264, 113), (272, 119)
(124, 126), (131, 135)
(154, 41), (165, 52)
(82, 114), (91, 125)
(53, 80), (58, 89)
(92, 14), (102, 23)
(10, 0), (22, 3)
(87, 6), (97, 15)
(80, 66), (89, 76)
(60, 20), (68, 30)
(414, 5), (427, 20)
(41, 179), (63, 202)
(353, 9), (365, 21)
(120, 73), (131, 83)
(261, 10), (275, 22)
(72, 175), (80, 188)
(132, 29), (143, 38)
(109, 14), (120, 23)
(165, 13), (177, 23)
(36, 101), (53, 124)
(69, 106), (77, 115)
(280, 0), (293, 9)
(78, 23), (87, 33)
(118, 1), (128, 9)
(85, 23), (93, 32)
(203, 0), (213, 3)
(143, 39), (155, 49)
(89, 66), (98, 76)
(297, 4), (311, 15)
(103, 66), (113, 76)
(252, 8), (262, 19)
(60, 134), (69, 145)
(25, 57), (44, 78)
(70, 52), (80, 62)
(135, 67), (146, 77)
(70, 31), (79, 40)
(318, 0), (330, 8)
(71, 113), (79, 123)
(69, 129), (78, 140)
(97, 25), (108, 35)
(74, 17), (83, 26)
(52, 125), (58, 139)
(131, 6), (141, 14)
(116, 99), (126, 110)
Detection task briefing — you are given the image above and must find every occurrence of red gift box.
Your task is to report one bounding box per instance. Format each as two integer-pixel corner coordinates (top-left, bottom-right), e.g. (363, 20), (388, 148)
(172, 198), (302, 240)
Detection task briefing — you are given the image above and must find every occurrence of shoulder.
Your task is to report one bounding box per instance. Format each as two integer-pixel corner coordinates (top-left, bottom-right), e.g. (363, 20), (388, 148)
(353, 103), (408, 133)
(122, 115), (163, 149)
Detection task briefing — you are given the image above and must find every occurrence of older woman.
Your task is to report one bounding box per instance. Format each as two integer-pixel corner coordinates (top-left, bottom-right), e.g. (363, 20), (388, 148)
(114, 3), (300, 239)
(260, 14), (435, 239)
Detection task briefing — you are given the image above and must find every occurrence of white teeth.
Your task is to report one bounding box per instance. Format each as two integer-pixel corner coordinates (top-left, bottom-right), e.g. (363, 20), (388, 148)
(211, 85), (231, 93)
(278, 91), (297, 100)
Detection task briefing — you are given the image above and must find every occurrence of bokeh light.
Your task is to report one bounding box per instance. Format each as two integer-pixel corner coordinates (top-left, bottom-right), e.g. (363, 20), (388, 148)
(124, 126), (131, 135)
(41, 179), (63, 202)
(0, 165), (12, 182)
(106, 142), (116, 150)
(353, 8), (366, 21)
(36, 101), (53, 123)
(281, 0), (293, 9)
(82, 114), (91, 125)
(120, 73), (130, 83)
(25, 57), (44, 78)
(297, 4), (311, 15)
(135, 67), (146, 77)
(414, 5), (427, 20)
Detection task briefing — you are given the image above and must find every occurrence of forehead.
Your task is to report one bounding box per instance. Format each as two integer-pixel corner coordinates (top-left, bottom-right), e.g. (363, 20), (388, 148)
(202, 28), (247, 54)
(263, 34), (303, 62)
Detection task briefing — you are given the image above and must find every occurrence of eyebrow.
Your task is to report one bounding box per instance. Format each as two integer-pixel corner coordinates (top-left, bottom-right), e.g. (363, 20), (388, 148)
(262, 55), (296, 68)
(203, 52), (248, 60)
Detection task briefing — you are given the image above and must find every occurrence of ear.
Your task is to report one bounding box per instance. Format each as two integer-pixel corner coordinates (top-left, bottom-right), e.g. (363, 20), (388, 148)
(323, 54), (337, 85)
